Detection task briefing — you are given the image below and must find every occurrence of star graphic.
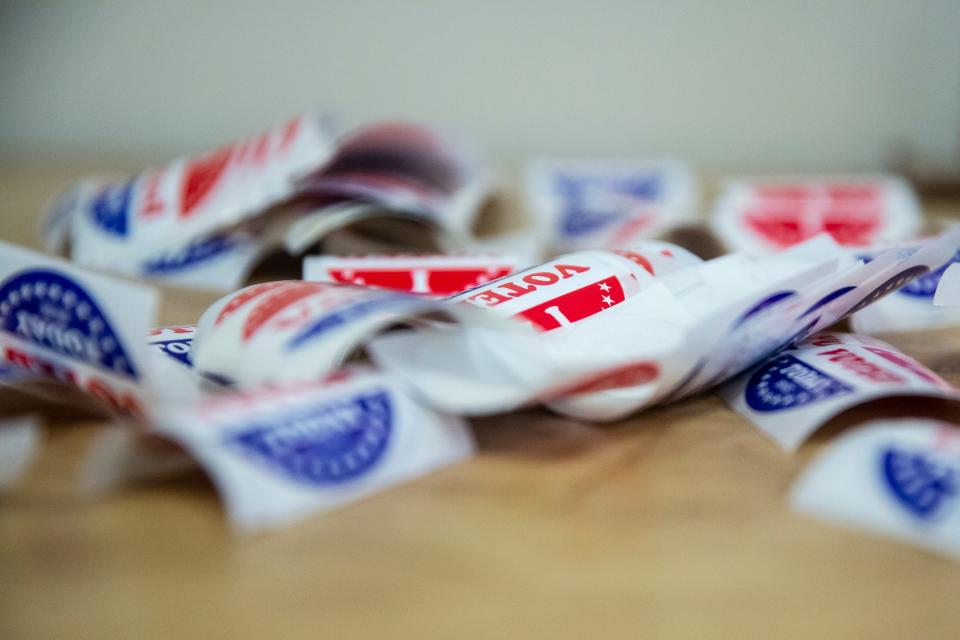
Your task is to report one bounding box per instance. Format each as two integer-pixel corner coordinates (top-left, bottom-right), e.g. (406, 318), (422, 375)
(601, 295), (614, 306)
(598, 282), (611, 292)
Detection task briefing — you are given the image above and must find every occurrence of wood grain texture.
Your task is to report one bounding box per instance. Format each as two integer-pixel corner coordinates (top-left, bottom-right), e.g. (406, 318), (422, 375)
(0, 161), (958, 640)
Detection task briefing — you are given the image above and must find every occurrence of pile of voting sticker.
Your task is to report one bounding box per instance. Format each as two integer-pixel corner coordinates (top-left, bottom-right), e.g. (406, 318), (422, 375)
(2, 114), (960, 556)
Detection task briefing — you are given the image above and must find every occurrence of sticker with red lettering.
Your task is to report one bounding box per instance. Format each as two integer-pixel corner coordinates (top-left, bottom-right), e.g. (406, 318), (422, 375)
(303, 254), (523, 297)
(721, 332), (959, 450)
(711, 176), (921, 255)
(453, 249), (658, 331)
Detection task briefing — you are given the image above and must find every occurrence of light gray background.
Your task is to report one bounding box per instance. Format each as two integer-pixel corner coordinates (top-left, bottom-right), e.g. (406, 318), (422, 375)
(2, 1), (958, 172)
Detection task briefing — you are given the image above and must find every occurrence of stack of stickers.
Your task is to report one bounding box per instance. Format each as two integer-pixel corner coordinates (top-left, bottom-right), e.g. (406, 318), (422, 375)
(0, 115), (958, 559)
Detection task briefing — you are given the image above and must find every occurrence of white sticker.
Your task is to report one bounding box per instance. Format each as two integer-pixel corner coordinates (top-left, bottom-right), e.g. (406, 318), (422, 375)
(526, 158), (697, 253)
(150, 368), (474, 531)
(711, 175), (921, 255)
(791, 419), (960, 560)
(721, 333), (957, 450)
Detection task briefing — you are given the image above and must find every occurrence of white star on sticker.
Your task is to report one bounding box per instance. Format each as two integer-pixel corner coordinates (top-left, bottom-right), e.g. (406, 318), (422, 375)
(601, 295), (614, 306)
(598, 282), (611, 292)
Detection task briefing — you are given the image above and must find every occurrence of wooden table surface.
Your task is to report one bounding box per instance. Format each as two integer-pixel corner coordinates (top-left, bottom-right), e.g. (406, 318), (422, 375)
(1, 160), (958, 640)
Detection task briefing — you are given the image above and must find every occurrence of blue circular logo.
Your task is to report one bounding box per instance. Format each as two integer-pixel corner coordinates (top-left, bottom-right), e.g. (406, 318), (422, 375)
(0, 269), (138, 379)
(882, 446), (959, 520)
(229, 389), (393, 485)
(745, 353), (853, 412)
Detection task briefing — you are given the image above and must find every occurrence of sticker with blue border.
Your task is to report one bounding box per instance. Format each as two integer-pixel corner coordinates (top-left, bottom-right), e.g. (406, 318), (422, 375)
(228, 389), (393, 485)
(745, 353), (853, 412)
(881, 446), (959, 521)
(0, 269), (138, 379)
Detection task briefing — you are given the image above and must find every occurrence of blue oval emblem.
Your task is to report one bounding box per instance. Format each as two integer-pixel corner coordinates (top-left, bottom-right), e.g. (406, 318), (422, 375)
(881, 447), (959, 520)
(0, 269), (139, 379)
(228, 389), (392, 485)
(745, 353), (853, 412)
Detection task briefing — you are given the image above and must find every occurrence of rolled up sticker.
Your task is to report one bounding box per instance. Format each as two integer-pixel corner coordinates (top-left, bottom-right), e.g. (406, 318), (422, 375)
(791, 419), (960, 561)
(304, 254), (523, 297)
(711, 176), (921, 255)
(0, 415), (42, 490)
(192, 280), (462, 386)
(721, 332), (958, 450)
(47, 115), (335, 284)
(525, 158), (697, 253)
(0, 240), (159, 415)
(150, 368), (474, 531)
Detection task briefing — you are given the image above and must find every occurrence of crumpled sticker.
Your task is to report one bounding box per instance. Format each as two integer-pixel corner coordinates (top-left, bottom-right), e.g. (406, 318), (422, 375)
(45, 117), (494, 291)
(711, 175), (921, 255)
(0, 415), (42, 490)
(791, 419), (960, 561)
(370, 229), (960, 421)
(304, 253), (525, 297)
(526, 158), (697, 253)
(149, 368), (474, 532)
(47, 115), (335, 287)
(191, 280), (467, 386)
(721, 332), (958, 450)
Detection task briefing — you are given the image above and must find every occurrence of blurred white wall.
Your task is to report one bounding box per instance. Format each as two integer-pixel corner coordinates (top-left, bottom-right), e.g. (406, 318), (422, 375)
(2, 0), (958, 172)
